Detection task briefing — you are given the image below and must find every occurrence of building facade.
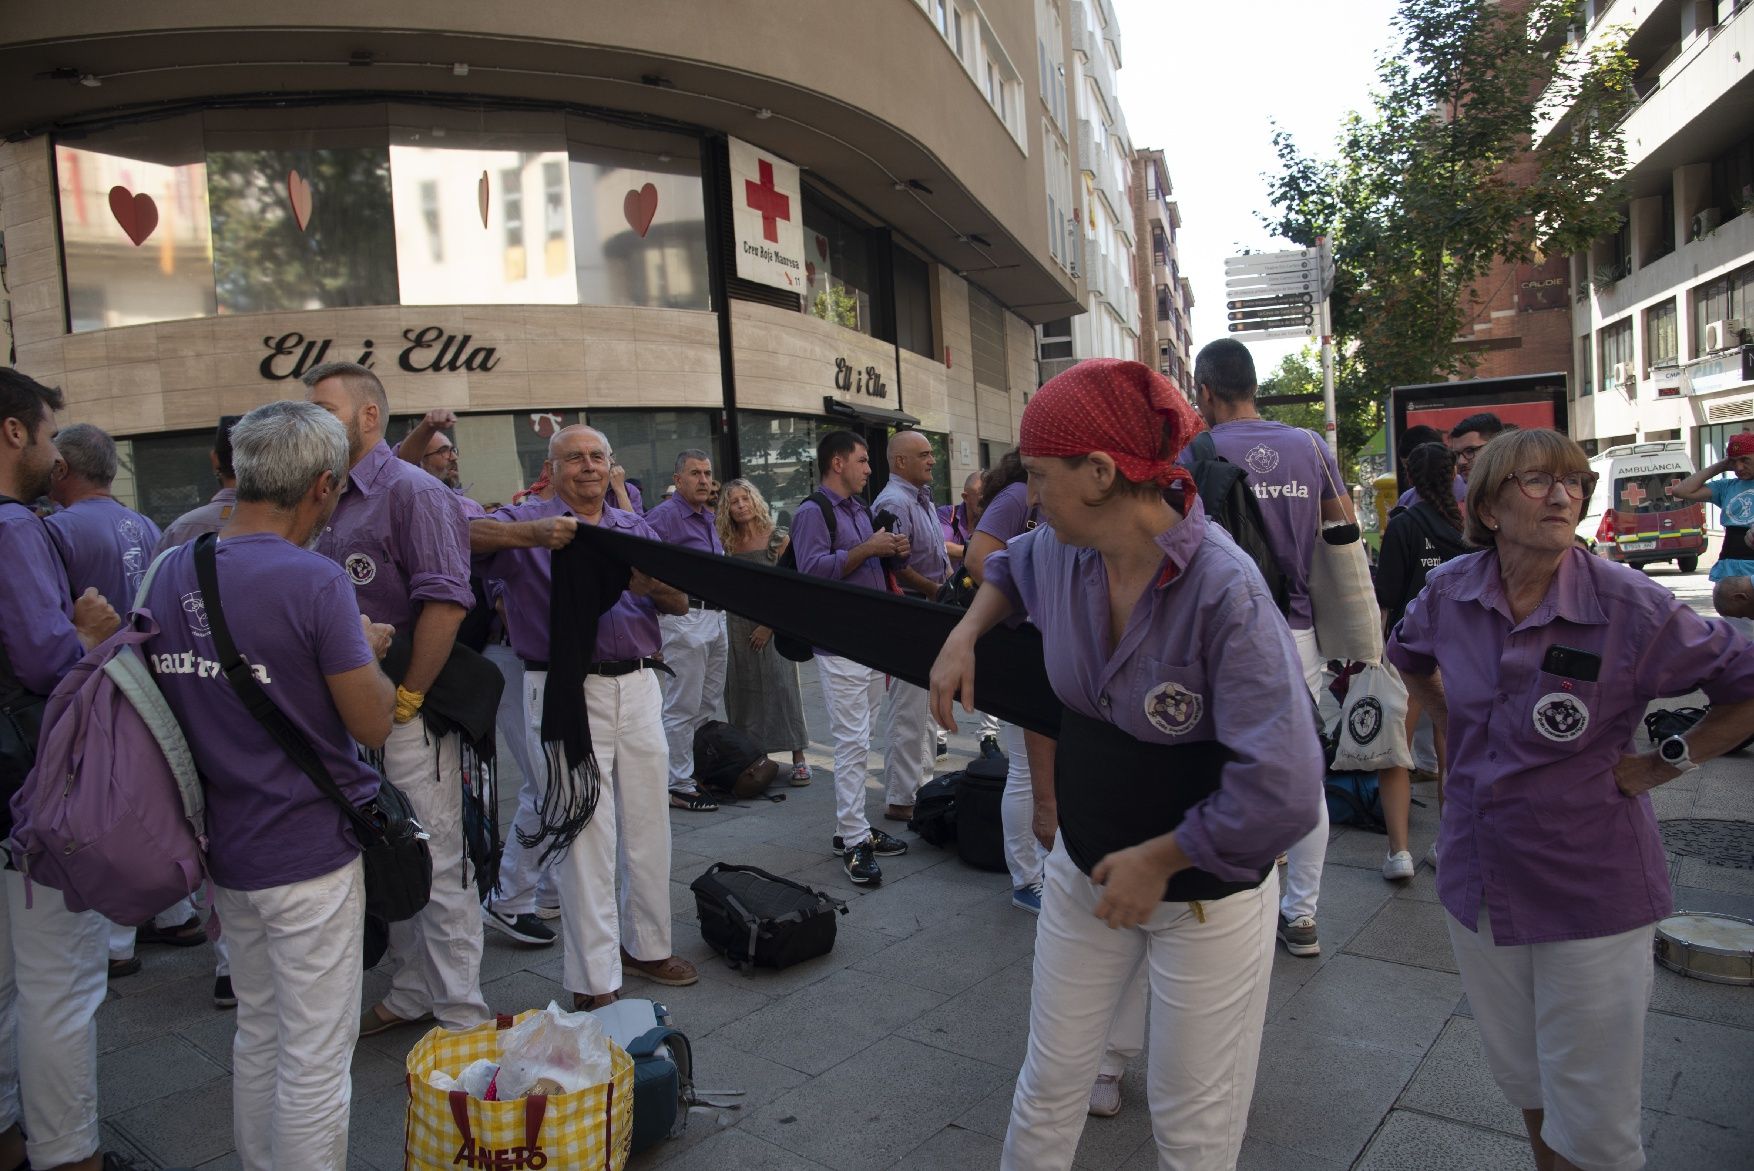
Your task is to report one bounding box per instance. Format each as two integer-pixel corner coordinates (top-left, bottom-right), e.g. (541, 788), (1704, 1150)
(1132, 148), (1195, 389)
(0, 1), (1080, 524)
(1556, 0), (1754, 468)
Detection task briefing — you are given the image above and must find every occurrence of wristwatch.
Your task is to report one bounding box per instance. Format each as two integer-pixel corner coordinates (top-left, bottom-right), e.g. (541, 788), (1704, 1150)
(1658, 734), (1697, 774)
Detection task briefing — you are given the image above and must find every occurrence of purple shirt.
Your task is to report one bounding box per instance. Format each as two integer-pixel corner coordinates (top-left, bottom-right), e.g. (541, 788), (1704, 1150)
(313, 441), (473, 637)
(789, 484), (884, 593)
(984, 500), (1323, 882)
(974, 482), (1038, 544)
(1206, 420), (1343, 630)
(625, 481), (645, 514)
(874, 477), (950, 586)
(1387, 547), (1754, 945)
(142, 533), (380, 891)
(479, 497), (662, 663)
(154, 487), (237, 556)
(46, 496), (162, 611)
(939, 502), (975, 570)
(1394, 475), (1467, 512)
(0, 501), (82, 695)
(453, 489), (487, 520)
(644, 495), (723, 556)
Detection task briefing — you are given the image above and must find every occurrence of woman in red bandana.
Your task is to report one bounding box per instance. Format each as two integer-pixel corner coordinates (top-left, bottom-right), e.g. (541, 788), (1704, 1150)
(930, 359), (1323, 1169)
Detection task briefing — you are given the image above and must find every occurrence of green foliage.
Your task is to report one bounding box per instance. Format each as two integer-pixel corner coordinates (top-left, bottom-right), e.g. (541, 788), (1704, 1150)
(1257, 348), (1368, 482)
(1262, 0), (1635, 427)
(809, 283), (861, 330)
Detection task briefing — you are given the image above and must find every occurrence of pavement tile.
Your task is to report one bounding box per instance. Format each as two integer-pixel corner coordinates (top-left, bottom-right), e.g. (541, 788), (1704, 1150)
(850, 904), (1039, 995)
(480, 966), (571, 1016)
(1672, 856), (1754, 897)
(1668, 883), (1754, 920)
(1244, 1024), (1420, 1165)
(1648, 962), (1754, 1030)
(96, 972), (215, 1053)
(1231, 1135), (1348, 1171)
(96, 1031), (227, 1118)
(1640, 1010), (1754, 1128)
(885, 1124), (1005, 1169)
(1395, 1015), (1525, 1137)
(1353, 1109), (1533, 1170)
(109, 1073), (235, 1168)
(670, 846), (716, 879)
(615, 966), (777, 1041)
(711, 967), (948, 1074)
(741, 1035), (1009, 1170)
(1689, 773), (1754, 819)
(813, 862), (1009, 940)
(1272, 953), (1462, 1055)
(1642, 1106), (1754, 1170)
(347, 1078), (415, 1170)
(642, 1125), (833, 1169)
(1342, 896), (1460, 973)
(897, 954), (1035, 1072)
(689, 921), (898, 998)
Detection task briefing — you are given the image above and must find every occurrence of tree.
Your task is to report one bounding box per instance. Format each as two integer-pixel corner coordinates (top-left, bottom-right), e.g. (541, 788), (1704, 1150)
(1256, 348), (1371, 483)
(1262, 0), (1635, 449)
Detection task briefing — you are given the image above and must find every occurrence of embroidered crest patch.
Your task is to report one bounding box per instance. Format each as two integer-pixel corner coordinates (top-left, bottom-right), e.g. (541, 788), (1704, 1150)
(1144, 681), (1203, 736)
(1347, 696), (1384, 745)
(345, 552), (377, 586)
(1244, 444), (1280, 476)
(1532, 691), (1589, 742)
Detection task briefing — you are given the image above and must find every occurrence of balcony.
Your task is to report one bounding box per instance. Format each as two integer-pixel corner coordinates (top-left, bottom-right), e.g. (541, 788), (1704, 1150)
(1077, 120), (1099, 175)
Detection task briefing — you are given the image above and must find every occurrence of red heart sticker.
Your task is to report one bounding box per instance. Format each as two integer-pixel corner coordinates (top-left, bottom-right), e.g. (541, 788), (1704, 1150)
(806, 261), (816, 284)
(815, 234), (828, 261)
(623, 183), (659, 238)
(108, 186), (158, 246)
(287, 170), (313, 230)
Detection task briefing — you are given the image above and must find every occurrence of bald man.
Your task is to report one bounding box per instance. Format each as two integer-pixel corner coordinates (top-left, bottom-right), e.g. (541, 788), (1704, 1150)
(1715, 575), (1754, 621)
(872, 431), (951, 819)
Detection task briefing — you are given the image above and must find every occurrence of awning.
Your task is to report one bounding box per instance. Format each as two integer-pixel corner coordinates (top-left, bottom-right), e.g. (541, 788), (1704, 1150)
(823, 396), (921, 428)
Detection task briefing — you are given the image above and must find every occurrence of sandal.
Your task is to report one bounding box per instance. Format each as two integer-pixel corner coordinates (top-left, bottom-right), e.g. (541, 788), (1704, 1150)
(669, 791), (719, 812)
(621, 948), (699, 987)
(358, 1003), (431, 1038)
(573, 991), (619, 1012)
(789, 763), (812, 786)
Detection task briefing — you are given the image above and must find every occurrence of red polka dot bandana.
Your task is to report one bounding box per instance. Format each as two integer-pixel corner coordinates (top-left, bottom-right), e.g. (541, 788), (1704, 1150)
(1729, 432), (1754, 459)
(1019, 358), (1201, 494)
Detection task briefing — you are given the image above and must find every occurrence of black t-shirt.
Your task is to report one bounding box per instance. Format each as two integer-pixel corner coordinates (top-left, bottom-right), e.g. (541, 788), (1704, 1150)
(1375, 501), (1471, 631)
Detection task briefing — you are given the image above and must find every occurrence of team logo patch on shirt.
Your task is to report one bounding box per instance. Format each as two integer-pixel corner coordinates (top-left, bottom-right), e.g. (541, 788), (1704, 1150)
(1725, 492), (1754, 526)
(1244, 444), (1280, 476)
(1144, 681), (1202, 736)
(1347, 696), (1383, 745)
(180, 591), (211, 638)
(345, 553), (377, 586)
(1533, 691), (1589, 742)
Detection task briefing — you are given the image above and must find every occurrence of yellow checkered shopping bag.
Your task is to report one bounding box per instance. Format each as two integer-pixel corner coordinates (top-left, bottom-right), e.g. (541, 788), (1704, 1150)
(404, 1011), (634, 1170)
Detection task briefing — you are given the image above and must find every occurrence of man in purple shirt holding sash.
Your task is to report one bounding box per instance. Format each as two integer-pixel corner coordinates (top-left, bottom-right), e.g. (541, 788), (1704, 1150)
(155, 416), (240, 557)
(645, 450), (728, 813)
(788, 430), (912, 885)
(0, 368), (128, 1171)
(301, 362), (486, 1038)
(471, 425), (699, 1008)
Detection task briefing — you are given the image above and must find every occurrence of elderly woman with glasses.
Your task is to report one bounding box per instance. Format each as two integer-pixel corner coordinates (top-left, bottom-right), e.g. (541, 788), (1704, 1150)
(1388, 428), (1754, 1171)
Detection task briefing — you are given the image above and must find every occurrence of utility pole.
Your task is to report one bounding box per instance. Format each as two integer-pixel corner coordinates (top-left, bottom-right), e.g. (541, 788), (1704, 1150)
(1318, 237), (1338, 456)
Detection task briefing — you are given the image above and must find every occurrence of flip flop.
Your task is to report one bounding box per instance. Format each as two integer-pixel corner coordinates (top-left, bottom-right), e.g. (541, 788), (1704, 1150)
(669, 792), (719, 812)
(358, 1003), (432, 1038)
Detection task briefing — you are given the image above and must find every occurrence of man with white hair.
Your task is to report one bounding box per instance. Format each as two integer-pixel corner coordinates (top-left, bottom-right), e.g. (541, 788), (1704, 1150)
(645, 448), (726, 812)
(471, 424), (699, 1007)
(301, 362), (485, 1037)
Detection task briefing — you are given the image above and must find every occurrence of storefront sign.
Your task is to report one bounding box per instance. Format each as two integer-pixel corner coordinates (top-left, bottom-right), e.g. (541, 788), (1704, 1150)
(833, 357), (888, 399)
(729, 136), (806, 292)
(259, 327), (501, 381)
(1681, 348), (1753, 397)
(1515, 254), (1570, 312)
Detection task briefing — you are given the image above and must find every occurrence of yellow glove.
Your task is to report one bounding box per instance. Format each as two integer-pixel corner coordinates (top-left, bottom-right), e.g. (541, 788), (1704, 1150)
(394, 686), (426, 724)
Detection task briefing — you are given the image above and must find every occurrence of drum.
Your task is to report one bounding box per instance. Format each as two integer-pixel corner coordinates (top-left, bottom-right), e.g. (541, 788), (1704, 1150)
(1653, 912), (1754, 985)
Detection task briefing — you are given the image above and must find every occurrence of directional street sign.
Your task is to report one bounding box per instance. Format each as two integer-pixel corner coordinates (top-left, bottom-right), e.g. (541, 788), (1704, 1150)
(1227, 324), (1316, 340)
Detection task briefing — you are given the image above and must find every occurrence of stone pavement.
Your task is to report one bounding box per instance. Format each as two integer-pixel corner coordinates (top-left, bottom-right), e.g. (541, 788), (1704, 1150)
(90, 591), (1754, 1169)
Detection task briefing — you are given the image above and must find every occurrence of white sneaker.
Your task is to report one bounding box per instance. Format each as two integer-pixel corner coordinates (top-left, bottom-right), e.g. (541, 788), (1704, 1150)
(1381, 850), (1415, 881)
(1426, 842), (1439, 870)
(1088, 1072), (1123, 1118)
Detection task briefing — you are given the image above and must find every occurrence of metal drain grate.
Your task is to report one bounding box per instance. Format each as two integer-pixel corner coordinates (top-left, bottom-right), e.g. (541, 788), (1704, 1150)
(1661, 819), (1754, 870)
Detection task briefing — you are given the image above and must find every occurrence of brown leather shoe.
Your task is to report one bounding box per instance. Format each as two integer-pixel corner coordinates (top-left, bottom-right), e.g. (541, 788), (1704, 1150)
(620, 949), (699, 987)
(883, 803), (914, 822)
(573, 991), (620, 1012)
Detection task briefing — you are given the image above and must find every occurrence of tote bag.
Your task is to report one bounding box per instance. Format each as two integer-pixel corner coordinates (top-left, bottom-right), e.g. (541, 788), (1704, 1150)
(1303, 432), (1383, 665)
(1331, 661), (1414, 773)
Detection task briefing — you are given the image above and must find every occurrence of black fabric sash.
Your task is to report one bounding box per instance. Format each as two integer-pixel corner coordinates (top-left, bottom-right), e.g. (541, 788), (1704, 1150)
(571, 523), (1061, 737)
(1724, 525), (1752, 562)
(1054, 707), (1267, 902)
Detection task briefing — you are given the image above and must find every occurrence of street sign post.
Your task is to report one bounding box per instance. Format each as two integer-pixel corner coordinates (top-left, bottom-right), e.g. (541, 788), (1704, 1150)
(1224, 239), (1340, 454)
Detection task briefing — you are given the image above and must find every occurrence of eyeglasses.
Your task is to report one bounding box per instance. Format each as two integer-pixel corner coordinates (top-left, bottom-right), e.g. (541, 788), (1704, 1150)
(432, 444), (459, 458)
(1502, 470), (1596, 500)
(1454, 443), (1488, 463)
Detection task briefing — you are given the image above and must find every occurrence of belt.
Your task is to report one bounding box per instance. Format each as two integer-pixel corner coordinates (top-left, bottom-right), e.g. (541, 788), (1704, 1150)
(520, 656), (675, 678)
(687, 597), (723, 611)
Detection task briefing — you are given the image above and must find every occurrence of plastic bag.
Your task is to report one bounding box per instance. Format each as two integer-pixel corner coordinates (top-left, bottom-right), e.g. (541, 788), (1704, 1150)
(458, 1058), (500, 1099)
(494, 1001), (613, 1099)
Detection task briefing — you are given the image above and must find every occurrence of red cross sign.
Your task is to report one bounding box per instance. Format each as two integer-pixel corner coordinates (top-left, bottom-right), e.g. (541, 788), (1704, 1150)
(1620, 481), (1648, 508)
(744, 159), (791, 244)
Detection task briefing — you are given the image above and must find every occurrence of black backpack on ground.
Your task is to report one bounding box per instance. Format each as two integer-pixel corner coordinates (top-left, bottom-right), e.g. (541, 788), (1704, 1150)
(1184, 432), (1293, 617)
(952, 755), (1010, 872)
(908, 774), (959, 846)
(692, 720), (779, 800)
(1645, 705), (1754, 754)
(690, 863), (847, 969)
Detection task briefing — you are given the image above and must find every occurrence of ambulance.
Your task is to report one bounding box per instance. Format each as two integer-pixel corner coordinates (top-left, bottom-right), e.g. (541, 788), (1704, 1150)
(1576, 441), (1706, 573)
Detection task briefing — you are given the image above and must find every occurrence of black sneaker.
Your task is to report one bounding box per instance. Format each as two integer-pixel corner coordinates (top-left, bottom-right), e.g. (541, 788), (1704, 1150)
(979, 735), (1002, 759)
(213, 975), (237, 1009)
(843, 840), (882, 885)
(482, 906), (557, 945)
(831, 827), (909, 857)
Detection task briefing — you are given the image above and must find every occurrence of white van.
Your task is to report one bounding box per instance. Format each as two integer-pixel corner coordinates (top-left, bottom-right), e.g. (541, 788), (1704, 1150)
(1576, 441), (1706, 572)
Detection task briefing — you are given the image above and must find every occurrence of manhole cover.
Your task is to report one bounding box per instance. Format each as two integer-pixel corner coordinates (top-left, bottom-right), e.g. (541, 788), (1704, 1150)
(1661, 819), (1754, 870)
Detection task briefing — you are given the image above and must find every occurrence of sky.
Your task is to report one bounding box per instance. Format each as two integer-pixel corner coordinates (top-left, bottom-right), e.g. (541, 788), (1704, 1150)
(1113, 0), (1403, 376)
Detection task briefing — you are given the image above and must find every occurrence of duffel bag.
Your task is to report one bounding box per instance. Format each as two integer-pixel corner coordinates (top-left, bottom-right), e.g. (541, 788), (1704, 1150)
(690, 863), (846, 969)
(954, 755), (1009, 872)
(908, 774), (958, 847)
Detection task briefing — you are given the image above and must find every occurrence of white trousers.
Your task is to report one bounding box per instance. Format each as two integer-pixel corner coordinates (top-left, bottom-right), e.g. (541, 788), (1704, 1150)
(1004, 847), (1278, 1170)
(658, 609), (728, 793)
(220, 856), (365, 1171)
(817, 654), (884, 848)
(1447, 906), (1653, 1171)
(485, 644), (557, 910)
(998, 721), (1047, 891)
(1281, 627), (1330, 922)
(0, 871), (108, 1168)
(379, 716), (489, 1030)
(512, 669), (674, 996)
(106, 896), (197, 960)
(880, 679), (933, 807)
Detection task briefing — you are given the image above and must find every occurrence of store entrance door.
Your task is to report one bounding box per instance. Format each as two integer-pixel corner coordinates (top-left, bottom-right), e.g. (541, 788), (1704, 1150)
(822, 397), (919, 504)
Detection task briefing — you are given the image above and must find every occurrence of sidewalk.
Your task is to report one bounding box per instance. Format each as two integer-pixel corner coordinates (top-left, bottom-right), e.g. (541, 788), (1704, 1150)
(90, 656), (1754, 1170)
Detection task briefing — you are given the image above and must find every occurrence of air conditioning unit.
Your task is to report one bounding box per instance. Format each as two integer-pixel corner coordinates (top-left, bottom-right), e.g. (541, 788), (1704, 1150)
(1693, 208), (1723, 239)
(1612, 361), (1632, 386)
(1704, 319), (1743, 352)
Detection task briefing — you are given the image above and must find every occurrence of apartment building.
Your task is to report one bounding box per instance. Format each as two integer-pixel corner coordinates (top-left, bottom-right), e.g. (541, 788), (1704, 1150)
(1132, 148), (1196, 389)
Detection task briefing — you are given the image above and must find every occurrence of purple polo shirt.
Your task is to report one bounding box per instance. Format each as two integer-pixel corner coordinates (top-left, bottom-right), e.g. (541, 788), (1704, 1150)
(1394, 475), (1467, 511)
(939, 502), (974, 570)
(142, 533), (380, 891)
(974, 483), (1038, 543)
(478, 497), (661, 663)
(453, 489), (487, 520)
(1387, 546), (1754, 945)
(312, 441), (473, 637)
(1206, 420), (1343, 630)
(644, 495), (723, 556)
(154, 487), (237, 556)
(789, 484), (884, 593)
(874, 477), (949, 586)
(0, 501), (82, 695)
(625, 482), (645, 514)
(46, 496), (162, 611)
(984, 499), (1322, 882)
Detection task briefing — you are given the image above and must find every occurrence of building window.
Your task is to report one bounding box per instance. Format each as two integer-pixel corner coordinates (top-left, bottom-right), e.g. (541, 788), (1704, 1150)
(1597, 317), (1634, 391)
(935, 0), (950, 37)
(1039, 316), (1073, 361)
(1644, 299), (1677, 372)
(568, 136), (711, 312)
(803, 191), (876, 334)
(1709, 131), (1754, 224)
(737, 410), (826, 520)
(953, 8), (965, 57)
(1692, 260), (1754, 355)
(893, 244), (935, 360)
(968, 286), (1008, 388)
(1578, 334), (1593, 397)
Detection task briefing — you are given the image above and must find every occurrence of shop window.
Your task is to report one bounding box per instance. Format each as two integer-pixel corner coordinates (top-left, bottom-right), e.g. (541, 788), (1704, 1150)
(803, 191), (876, 335)
(585, 408), (720, 510)
(737, 411), (826, 521)
(893, 245), (935, 359)
(117, 430), (224, 528)
(568, 136), (710, 312)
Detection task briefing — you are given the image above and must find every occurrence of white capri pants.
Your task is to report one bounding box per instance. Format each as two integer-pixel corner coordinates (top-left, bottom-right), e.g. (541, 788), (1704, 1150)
(1003, 846), (1278, 1170)
(1446, 905), (1653, 1171)
(997, 721), (1047, 891)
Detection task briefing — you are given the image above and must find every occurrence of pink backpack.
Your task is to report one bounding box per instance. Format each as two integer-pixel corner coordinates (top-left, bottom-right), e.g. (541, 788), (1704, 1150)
(7, 551), (209, 923)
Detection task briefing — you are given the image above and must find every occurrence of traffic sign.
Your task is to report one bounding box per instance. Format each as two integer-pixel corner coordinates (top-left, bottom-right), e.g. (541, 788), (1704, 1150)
(1225, 270), (1324, 294)
(1225, 292), (1313, 310)
(1224, 247), (1319, 273)
(1227, 323), (1316, 340)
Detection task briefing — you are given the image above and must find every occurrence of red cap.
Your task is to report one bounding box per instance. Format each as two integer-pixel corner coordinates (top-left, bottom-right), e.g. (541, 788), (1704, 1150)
(1728, 432), (1754, 459)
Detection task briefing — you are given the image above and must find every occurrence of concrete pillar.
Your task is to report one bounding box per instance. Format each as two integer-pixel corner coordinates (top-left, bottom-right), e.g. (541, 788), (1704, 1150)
(1677, 163), (1714, 238)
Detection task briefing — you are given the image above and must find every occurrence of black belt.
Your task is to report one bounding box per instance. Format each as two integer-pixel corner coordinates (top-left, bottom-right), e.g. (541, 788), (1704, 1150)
(520, 656), (674, 677)
(687, 597), (723, 611)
